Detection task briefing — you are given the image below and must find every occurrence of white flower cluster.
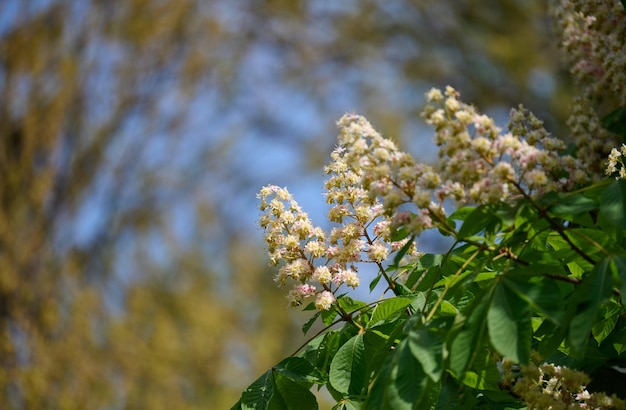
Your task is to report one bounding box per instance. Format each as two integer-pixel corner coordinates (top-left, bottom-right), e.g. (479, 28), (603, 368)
(553, 0), (626, 106)
(501, 358), (626, 409)
(258, 135), (421, 310)
(422, 87), (588, 203)
(551, 0), (625, 176)
(258, 185), (359, 310)
(605, 144), (626, 179)
(259, 87), (593, 310)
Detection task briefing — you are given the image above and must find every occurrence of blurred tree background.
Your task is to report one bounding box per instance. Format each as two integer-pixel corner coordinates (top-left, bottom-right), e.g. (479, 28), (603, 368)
(0, 0), (575, 408)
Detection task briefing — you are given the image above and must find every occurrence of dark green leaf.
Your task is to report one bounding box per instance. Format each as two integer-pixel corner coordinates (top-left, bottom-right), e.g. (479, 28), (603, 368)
(569, 258), (614, 354)
(321, 308), (338, 327)
(338, 296), (367, 314)
(273, 357), (323, 385)
(459, 349), (501, 391)
(600, 106), (626, 137)
(456, 204), (499, 240)
(239, 369), (274, 410)
(448, 206), (474, 222)
(614, 255), (626, 305)
(364, 339), (427, 409)
(488, 282), (532, 363)
(408, 328), (443, 382)
(598, 179), (626, 240)
(548, 192), (597, 222)
(273, 373), (318, 410)
(503, 275), (564, 325)
(448, 293), (492, 376)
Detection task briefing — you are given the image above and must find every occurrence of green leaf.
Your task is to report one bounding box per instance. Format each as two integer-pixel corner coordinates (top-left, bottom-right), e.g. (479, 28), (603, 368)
(448, 293), (492, 376)
(460, 349), (501, 390)
(393, 235), (416, 266)
(601, 106), (626, 137)
(273, 373), (318, 410)
(408, 328), (443, 382)
(239, 370), (274, 410)
(569, 258), (614, 354)
(592, 302), (620, 345)
(332, 400), (362, 410)
(273, 357), (323, 385)
(369, 273), (382, 292)
(614, 255), (626, 305)
(364, 339), (427, 409)
(235, 357), (322, 410)
(456, 204), (499, 240)
(488, 281), (532, 363)
(302, 329), (350, 379)
(405, 254), (443, 290)
(503, 275), (564, 325)
(548, 192), (597, 223)
(368, 297), (413, 327)
(598, 179), (626, 240)
(321, 308), (338, 327)
(448, 206), (475, 221)
(329, 334), (367, 396)
(338, 296), (367, 313)
(302, 311), (321, 335)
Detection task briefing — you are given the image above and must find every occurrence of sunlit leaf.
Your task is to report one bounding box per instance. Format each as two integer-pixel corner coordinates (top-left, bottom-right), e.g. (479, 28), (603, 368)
(329, 334), (367, 396)
(368, 297), (413, 327)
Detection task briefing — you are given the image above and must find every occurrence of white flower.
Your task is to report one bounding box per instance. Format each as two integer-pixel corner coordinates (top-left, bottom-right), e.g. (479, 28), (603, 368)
(315, 291), (336, 310)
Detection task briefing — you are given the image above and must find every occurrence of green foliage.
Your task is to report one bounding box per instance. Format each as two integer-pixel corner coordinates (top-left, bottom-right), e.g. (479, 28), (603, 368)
(236, 179), (626, 409)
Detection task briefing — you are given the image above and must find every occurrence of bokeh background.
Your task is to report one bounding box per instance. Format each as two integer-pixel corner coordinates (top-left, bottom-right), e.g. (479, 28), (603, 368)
(0, 1), (578, 408)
